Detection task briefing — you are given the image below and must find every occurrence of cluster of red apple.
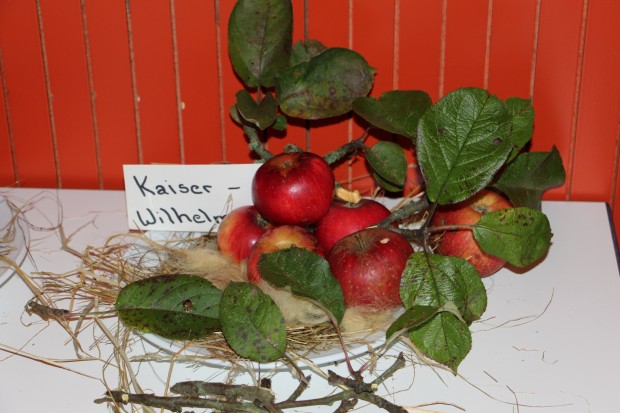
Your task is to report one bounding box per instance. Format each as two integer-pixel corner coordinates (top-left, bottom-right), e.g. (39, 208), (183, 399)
(217, 151), (512, 312)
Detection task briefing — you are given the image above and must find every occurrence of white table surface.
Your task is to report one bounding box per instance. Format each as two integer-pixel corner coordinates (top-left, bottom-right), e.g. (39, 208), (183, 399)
(1, 187), (619, 413)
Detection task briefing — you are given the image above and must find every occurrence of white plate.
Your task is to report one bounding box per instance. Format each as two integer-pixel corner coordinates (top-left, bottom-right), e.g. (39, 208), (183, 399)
(125, 230), (391, 371)
(0, 197), (30, 285)
(140, 328), (387, 372)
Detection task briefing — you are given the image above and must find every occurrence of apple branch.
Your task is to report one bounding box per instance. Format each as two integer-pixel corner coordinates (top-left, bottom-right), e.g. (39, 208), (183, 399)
(96, 353), (413, 413)
(323, 129), (370, 166)
(244, 125), (274, 161)
(375, 197), (430, 245)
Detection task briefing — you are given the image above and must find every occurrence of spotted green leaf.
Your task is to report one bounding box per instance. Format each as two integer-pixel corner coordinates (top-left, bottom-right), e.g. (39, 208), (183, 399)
(219, 282), (286, 363)
(473, 207), (552, 267)
(416, 87), (513, 205)
(228, 0), (292, 88)
(276, 47), (375, 120)
(115, 274), (221, 341)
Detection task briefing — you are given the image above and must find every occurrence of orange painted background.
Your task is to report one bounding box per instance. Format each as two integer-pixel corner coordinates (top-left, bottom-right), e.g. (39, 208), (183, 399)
(1, 1), (619, 235)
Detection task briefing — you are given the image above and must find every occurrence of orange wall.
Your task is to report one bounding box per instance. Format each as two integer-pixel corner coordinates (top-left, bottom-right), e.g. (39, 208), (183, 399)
(1, 0), (619, 233)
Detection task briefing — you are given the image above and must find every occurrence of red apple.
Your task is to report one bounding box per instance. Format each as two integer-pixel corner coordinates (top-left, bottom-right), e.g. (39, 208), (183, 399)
(328, 227), (414, 309)
(314, 199), (392, 253)
(252, 152), (335, 226)
(216, 205), (270, 263)
(246, 225), (324, 284)
(430, 189), (512, 277)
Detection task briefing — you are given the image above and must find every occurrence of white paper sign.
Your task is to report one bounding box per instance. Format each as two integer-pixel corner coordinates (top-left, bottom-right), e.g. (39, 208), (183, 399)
(123, 164), (261, 231)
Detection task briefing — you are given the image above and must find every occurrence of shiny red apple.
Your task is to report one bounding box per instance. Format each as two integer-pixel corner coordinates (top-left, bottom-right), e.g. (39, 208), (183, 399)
(314, 199), (392, 253)
(216, 205), (270, 263)
(252, 151), (335, 226)
(430, 189), (512, 277)
(328, 227), (414, 309)
(246, 225), (324, 284)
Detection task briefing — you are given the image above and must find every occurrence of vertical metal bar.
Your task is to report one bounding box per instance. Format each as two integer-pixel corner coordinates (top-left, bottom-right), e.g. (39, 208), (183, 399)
(35, 0), (61, 187)
(80, 0), (104, 189)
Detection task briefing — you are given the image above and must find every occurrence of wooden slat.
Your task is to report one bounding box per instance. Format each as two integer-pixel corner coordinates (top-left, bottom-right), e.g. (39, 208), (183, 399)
(442, 0), (489, 95)
(84, 0), (139, 189)
(350, 0), (396, 194)
(39, 0), (99, 189)
(572, 0), (620, 204)
(129, 0), (181, 164)
(174, 0), (223, 164)
(530, 0), (585, 200)
(305, 0), (351, 185)
(218, 0), (255, 163)
(486, 0), (538, 99)
(0, 0), (57, 187)
(398, 0), (443, 102)
(0, 54), (16, 187)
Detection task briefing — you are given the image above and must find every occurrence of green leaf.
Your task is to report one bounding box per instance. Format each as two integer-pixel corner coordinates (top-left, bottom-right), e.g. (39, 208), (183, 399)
(220, 282), (286, 363)
(504, 97), (534, 160)
(400, 253), (487, 324)
(115, 274), (221, 341)
(416, 87), (513, 205)
(409, 312), (472, 373)
(276, 47), (375, 120)
(353, 90), (432, 139)
(473, 207), (552, 267)
(290, 39), (327, 67)
(258, 247), (346, 323)
(371, 172), (403, 192)
(385, 305), (440, 341)
(235, 90), (277, 130)
(366, 141), (408, 189)
(228, 0), (292, 88)
(493, 147), (566, 210)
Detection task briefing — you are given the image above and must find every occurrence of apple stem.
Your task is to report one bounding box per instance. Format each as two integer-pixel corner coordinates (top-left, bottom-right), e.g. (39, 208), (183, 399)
(428, 224), (473, 233)
(310, 300), (359, 376)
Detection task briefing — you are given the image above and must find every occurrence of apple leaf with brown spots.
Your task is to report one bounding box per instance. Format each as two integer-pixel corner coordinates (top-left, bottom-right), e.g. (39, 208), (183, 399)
(276, 47), (375, 120)
(219, 282), (287, 363)
(228, 0), (292, 88)
(473, 207), (552, 267)
(416, 87), (513, 205)
(115, 274), (221, 341)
